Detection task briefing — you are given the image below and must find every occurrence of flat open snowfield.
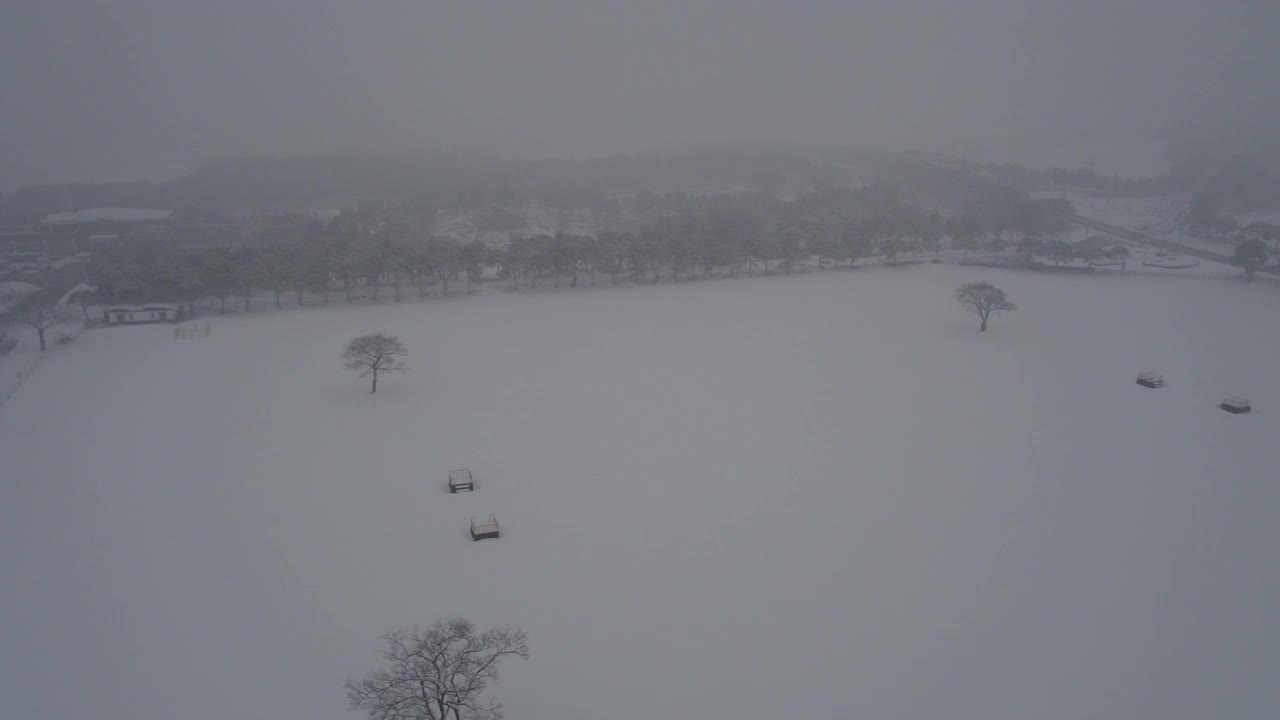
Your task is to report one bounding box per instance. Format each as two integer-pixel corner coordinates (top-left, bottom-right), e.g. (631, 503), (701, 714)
(3, 266), (1279, 720)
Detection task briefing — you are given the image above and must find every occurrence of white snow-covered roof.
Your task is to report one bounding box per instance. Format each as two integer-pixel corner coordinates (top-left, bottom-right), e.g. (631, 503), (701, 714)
(45, 208), (172, 225)
(1222, 397), (1250, 407)
(57, 282), (95, 306)
(0, 281), (42, 295)
(104, 304), (179, 312)
(0, 281), (42, 313)
(471, 516), (499, 532)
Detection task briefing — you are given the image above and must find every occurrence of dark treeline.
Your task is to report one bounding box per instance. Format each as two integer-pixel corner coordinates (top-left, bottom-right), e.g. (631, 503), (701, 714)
(3, 146), (1032, 227)
(84, 186), (1074, 314)
(1, 149), (812, 225)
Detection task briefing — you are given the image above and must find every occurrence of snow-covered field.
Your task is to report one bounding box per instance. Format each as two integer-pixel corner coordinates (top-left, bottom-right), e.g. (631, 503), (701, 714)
(2, 266), (1279, 720)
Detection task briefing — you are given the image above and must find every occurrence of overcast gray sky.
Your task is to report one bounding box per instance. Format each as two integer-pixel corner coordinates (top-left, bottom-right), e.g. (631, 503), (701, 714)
(3, 0), (1277, 186)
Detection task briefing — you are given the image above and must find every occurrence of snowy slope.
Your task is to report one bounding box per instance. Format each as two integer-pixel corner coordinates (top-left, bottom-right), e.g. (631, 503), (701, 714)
(0, 280), (41, 313)
(2, 266), (1278, 720)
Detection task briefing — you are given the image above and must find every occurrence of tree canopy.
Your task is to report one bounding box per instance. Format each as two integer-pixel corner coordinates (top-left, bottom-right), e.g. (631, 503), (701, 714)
(346, 619), (529, 720)
(954, 281), (1016, 332)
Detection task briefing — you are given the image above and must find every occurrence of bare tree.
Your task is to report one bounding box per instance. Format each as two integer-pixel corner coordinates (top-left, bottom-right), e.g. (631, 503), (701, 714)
(22, 306), (67, 351)
(346, 619), (529, 720)
(954, 281), (1016, 332)
(0, 328), (17, 356)
(342, 333), (408, 393)
(1108, 246), (1130, 275)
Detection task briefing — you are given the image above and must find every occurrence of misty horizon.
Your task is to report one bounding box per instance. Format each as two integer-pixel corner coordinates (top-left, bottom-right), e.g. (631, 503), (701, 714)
(4, 0), (1278, 189)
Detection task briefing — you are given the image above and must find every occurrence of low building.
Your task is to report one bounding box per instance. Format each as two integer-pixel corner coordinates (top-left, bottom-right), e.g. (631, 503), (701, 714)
(103, 304), (182, 325)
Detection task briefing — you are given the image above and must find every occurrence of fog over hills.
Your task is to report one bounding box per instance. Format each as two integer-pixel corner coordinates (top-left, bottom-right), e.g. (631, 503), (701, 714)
(3, 0), (1277, 189)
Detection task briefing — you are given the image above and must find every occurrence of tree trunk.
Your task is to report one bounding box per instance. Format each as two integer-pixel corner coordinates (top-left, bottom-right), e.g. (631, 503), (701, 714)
(275, 289), (283, 308)
(37, 327), (46, 351)
(371, 371), (378, 393)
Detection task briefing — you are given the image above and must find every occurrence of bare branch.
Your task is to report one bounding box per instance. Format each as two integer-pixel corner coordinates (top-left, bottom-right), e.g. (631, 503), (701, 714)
(954, 281), (1015, 332)
(342, 333), (409, 392)
(348, 619), (528, 720)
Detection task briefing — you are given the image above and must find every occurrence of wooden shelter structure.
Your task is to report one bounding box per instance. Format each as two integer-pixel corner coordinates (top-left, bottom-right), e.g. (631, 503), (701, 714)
(448, 468), (475, 493)
(1220, 397), (1252, 414)
(470, 515), (500, 541)
(1136, 372), (1165, 388)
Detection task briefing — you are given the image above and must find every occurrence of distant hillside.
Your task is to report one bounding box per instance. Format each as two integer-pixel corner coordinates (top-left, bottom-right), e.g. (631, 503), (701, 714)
(0, 145), (1024, 226)
(955, 137), (1280, 216)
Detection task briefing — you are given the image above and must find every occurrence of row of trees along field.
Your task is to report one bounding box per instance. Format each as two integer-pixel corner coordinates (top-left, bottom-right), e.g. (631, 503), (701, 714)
(84, 187), (1075, 312)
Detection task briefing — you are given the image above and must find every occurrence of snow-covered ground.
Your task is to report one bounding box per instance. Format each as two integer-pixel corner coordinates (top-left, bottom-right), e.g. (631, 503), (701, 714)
(0, 280), (41, 313)
(433, 205), (614, 244)
(2, 266), (1279, 720)
(1035, 191), (1245, 261)
(1234, 210), (1280, 227)
(1037, 191), (1188, 236)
